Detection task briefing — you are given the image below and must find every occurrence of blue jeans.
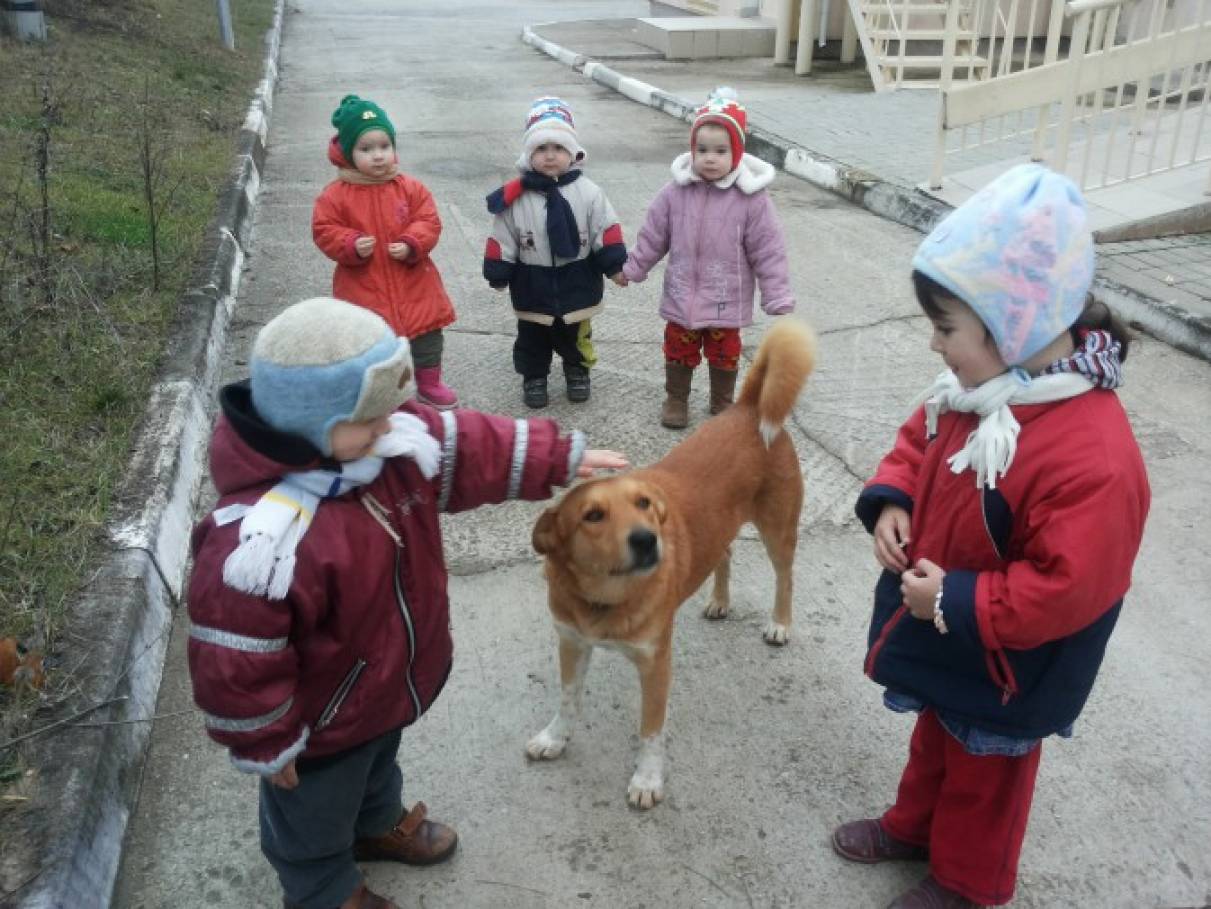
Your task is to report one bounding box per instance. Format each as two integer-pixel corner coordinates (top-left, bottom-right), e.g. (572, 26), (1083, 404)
(259, 728), (404, 909)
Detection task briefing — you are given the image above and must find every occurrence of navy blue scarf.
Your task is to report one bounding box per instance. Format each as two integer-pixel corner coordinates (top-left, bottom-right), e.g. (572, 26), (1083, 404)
(521, 169), (582, 259)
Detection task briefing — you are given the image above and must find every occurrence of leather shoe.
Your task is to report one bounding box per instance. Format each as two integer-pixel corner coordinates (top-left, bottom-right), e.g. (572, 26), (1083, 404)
(832, 818), (929, 864)
(886, 874), (983, 908)
(283, 882), (400, 909)
(354, 802), (458, 866)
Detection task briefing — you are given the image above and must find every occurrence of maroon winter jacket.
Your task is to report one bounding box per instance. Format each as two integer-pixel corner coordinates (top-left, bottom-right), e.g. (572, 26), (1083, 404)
(188, 385), (583, 773)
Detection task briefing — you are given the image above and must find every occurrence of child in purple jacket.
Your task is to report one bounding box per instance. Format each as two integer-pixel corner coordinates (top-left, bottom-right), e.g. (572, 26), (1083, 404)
(619, 87), (795, 429)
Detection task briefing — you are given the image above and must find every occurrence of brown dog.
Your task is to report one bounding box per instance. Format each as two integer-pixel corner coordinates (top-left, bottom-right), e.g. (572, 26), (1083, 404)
(528, 319), (816, 808)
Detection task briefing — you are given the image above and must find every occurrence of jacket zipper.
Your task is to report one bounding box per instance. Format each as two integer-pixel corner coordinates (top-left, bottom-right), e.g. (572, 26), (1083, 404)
(393, 547), (424, 719)
(315, 658), (367, 731)
(865, 604), (909, 677)
(377, 190), (402, 326)
(984, 648), (1019, 705)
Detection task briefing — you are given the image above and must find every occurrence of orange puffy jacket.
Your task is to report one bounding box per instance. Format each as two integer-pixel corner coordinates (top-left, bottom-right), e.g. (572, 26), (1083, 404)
(312, 138), (456, 340)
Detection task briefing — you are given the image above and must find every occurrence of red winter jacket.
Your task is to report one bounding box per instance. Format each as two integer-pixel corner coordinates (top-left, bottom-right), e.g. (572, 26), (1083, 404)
(188, 387), (582, 773)
(312, 138), (456, 340)
(856, 390), (1150, 737)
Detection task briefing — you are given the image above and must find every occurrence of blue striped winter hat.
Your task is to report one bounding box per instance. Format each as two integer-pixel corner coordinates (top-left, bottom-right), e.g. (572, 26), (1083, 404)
(517, 96), (586, 170)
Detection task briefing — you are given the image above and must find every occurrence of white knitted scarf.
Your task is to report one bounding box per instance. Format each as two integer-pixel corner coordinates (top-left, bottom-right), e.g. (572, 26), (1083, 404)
(220, 413), (440, 599)
(923, 368), (1094, 489)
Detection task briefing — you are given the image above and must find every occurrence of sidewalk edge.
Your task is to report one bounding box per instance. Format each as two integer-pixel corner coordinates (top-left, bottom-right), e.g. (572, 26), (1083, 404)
(520, 22), (1211, 363)
(13, 3), (286, 906)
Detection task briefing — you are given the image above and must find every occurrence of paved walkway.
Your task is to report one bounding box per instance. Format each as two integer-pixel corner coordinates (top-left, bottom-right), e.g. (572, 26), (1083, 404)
(527, 17), (1211, 360)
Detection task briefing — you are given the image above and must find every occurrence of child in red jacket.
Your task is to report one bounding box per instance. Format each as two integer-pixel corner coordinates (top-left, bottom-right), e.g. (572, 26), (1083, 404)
(833, 165), (1150, 907)
(312, 94), (460, 409)
(188, 297), (623, 909)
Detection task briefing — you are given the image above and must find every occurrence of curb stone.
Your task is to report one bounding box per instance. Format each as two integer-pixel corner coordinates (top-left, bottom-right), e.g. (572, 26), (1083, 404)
(9, 3), (285, 906)
(521, 22), (1211, 363)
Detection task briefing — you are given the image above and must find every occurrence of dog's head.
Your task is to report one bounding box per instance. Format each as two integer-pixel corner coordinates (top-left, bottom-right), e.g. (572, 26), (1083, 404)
(533, 477), (668, 583)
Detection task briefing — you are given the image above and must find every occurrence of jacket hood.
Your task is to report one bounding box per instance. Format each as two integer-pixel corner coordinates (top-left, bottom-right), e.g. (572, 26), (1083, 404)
(327, 135), (351, 169)
(326, 134), (400, 183)
(670, 151), (775, 193)
(210, 382), (324, 496)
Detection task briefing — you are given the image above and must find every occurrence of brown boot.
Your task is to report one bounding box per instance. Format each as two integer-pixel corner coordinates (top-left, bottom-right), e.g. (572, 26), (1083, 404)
(284, 882), (400, 909)
(831, 818), (929, 864)
(661, 362), (693, 429)
(886, 875), (982, 908)
(708, 366), (738, 415)
(353, 802), (458, 866)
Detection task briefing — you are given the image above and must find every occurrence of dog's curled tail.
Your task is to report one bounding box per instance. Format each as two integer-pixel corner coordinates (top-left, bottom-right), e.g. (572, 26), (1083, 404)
(737, 318), (817, 447)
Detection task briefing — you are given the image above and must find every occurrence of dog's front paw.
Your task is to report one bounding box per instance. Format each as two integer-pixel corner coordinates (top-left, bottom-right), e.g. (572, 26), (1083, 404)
(703, 597), (730, 620)
(762, 622), (789, 646)
(626, 770), (664, 810)
(525, 725), (569, 761)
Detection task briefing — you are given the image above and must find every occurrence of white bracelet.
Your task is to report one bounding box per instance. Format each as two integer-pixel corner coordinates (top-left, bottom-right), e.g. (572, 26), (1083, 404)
(932, 587), (949, 635)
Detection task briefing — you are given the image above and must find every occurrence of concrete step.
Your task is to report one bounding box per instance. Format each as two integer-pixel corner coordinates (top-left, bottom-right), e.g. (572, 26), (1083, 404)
(635, 15), (776, 59)
(876, 53), (989, 67)
(868, 27), (978, 39)
(860, 3), (958, 12)
(868, 28), (980, 40)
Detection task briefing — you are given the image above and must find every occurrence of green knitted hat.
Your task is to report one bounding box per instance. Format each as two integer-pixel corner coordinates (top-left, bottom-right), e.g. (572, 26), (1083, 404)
(331, 94), (395, 163)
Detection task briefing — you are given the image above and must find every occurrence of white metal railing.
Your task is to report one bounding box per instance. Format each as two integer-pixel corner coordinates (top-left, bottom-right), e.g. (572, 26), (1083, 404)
(930, 0), (1211, 192)
(822, 0), (1059, 91)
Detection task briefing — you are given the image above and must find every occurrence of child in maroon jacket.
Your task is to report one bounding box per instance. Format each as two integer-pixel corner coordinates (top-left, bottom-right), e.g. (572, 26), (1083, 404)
(834, 165), (1149, 907)
(187, 297), (623, 909)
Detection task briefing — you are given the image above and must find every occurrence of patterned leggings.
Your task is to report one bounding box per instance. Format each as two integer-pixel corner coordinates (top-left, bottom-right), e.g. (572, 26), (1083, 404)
(663, 321), (741, 370)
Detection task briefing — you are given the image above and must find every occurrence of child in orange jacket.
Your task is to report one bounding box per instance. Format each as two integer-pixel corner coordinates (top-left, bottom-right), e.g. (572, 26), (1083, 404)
(312, 94), (459, 409)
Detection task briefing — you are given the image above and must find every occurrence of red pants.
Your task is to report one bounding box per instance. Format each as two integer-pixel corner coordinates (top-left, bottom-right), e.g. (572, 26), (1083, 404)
(881, 710), (1041, 906)
(663, 322), (741, 370)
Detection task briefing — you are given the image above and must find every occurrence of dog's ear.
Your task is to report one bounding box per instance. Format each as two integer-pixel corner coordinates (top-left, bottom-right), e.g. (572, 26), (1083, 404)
(645, 486), (668, 524)
(532, 506), (561, 555)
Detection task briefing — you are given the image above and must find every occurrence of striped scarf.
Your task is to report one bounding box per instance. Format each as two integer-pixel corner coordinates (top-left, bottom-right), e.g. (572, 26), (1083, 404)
(220, 413), (440, 599)
(1040, 328), (1123, 389)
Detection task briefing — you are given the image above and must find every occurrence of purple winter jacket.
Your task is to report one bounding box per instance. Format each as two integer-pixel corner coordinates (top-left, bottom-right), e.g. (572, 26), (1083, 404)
(622, 153), (795, 329)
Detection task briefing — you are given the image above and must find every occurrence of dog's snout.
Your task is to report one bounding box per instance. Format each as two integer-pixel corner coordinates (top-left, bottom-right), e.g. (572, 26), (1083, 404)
(628, 528), (659, 568)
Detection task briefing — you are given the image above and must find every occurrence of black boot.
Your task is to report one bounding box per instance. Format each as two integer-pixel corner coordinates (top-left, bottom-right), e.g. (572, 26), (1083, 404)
(564, 364), (591, 403)
(523, 376), (549, 409)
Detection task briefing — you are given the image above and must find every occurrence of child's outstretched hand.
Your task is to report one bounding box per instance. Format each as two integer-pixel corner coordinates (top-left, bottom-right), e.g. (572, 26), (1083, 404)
(355, 236), (376, 258)
(388, 241), (412, 261)
(577, 449), (628, 477)
(610, 272), (628, 287)
(873, 504), (911, 572)
(267, 759), (299, 790)
(901, 558), (945, 620)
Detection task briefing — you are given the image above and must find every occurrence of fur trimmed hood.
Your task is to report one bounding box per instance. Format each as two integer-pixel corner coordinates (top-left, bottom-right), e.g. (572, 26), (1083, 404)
(670, 152), (775, 194)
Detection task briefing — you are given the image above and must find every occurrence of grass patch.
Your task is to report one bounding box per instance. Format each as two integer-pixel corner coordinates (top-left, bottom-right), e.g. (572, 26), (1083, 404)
(0, 0), (276, 818)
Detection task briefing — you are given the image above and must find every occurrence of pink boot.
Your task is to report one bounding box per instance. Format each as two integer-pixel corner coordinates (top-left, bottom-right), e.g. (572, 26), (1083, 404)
(414, 365), (459, 410)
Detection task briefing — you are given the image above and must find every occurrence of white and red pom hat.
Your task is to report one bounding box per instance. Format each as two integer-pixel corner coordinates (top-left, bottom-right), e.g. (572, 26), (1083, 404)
(517, 96), (587, 171)
(690, 87), (748, 171)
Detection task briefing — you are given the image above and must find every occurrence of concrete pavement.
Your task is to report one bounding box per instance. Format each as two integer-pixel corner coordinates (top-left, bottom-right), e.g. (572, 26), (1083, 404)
(112, 1), (1211, 907)
(523, 17), (1211, 363)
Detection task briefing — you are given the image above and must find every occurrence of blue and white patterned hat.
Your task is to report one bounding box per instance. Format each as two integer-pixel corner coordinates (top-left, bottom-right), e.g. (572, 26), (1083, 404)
(250, 298), (413, 456)
(912, 163), (1094, 365)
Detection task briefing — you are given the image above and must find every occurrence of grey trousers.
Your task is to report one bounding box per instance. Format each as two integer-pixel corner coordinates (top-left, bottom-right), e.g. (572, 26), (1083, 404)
(259, 728), (404, 909)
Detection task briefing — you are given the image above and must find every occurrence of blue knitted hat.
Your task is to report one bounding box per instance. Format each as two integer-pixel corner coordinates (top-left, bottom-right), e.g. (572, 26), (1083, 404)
(912, 163), (1094, 366)
(250, 298), (413, 457)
